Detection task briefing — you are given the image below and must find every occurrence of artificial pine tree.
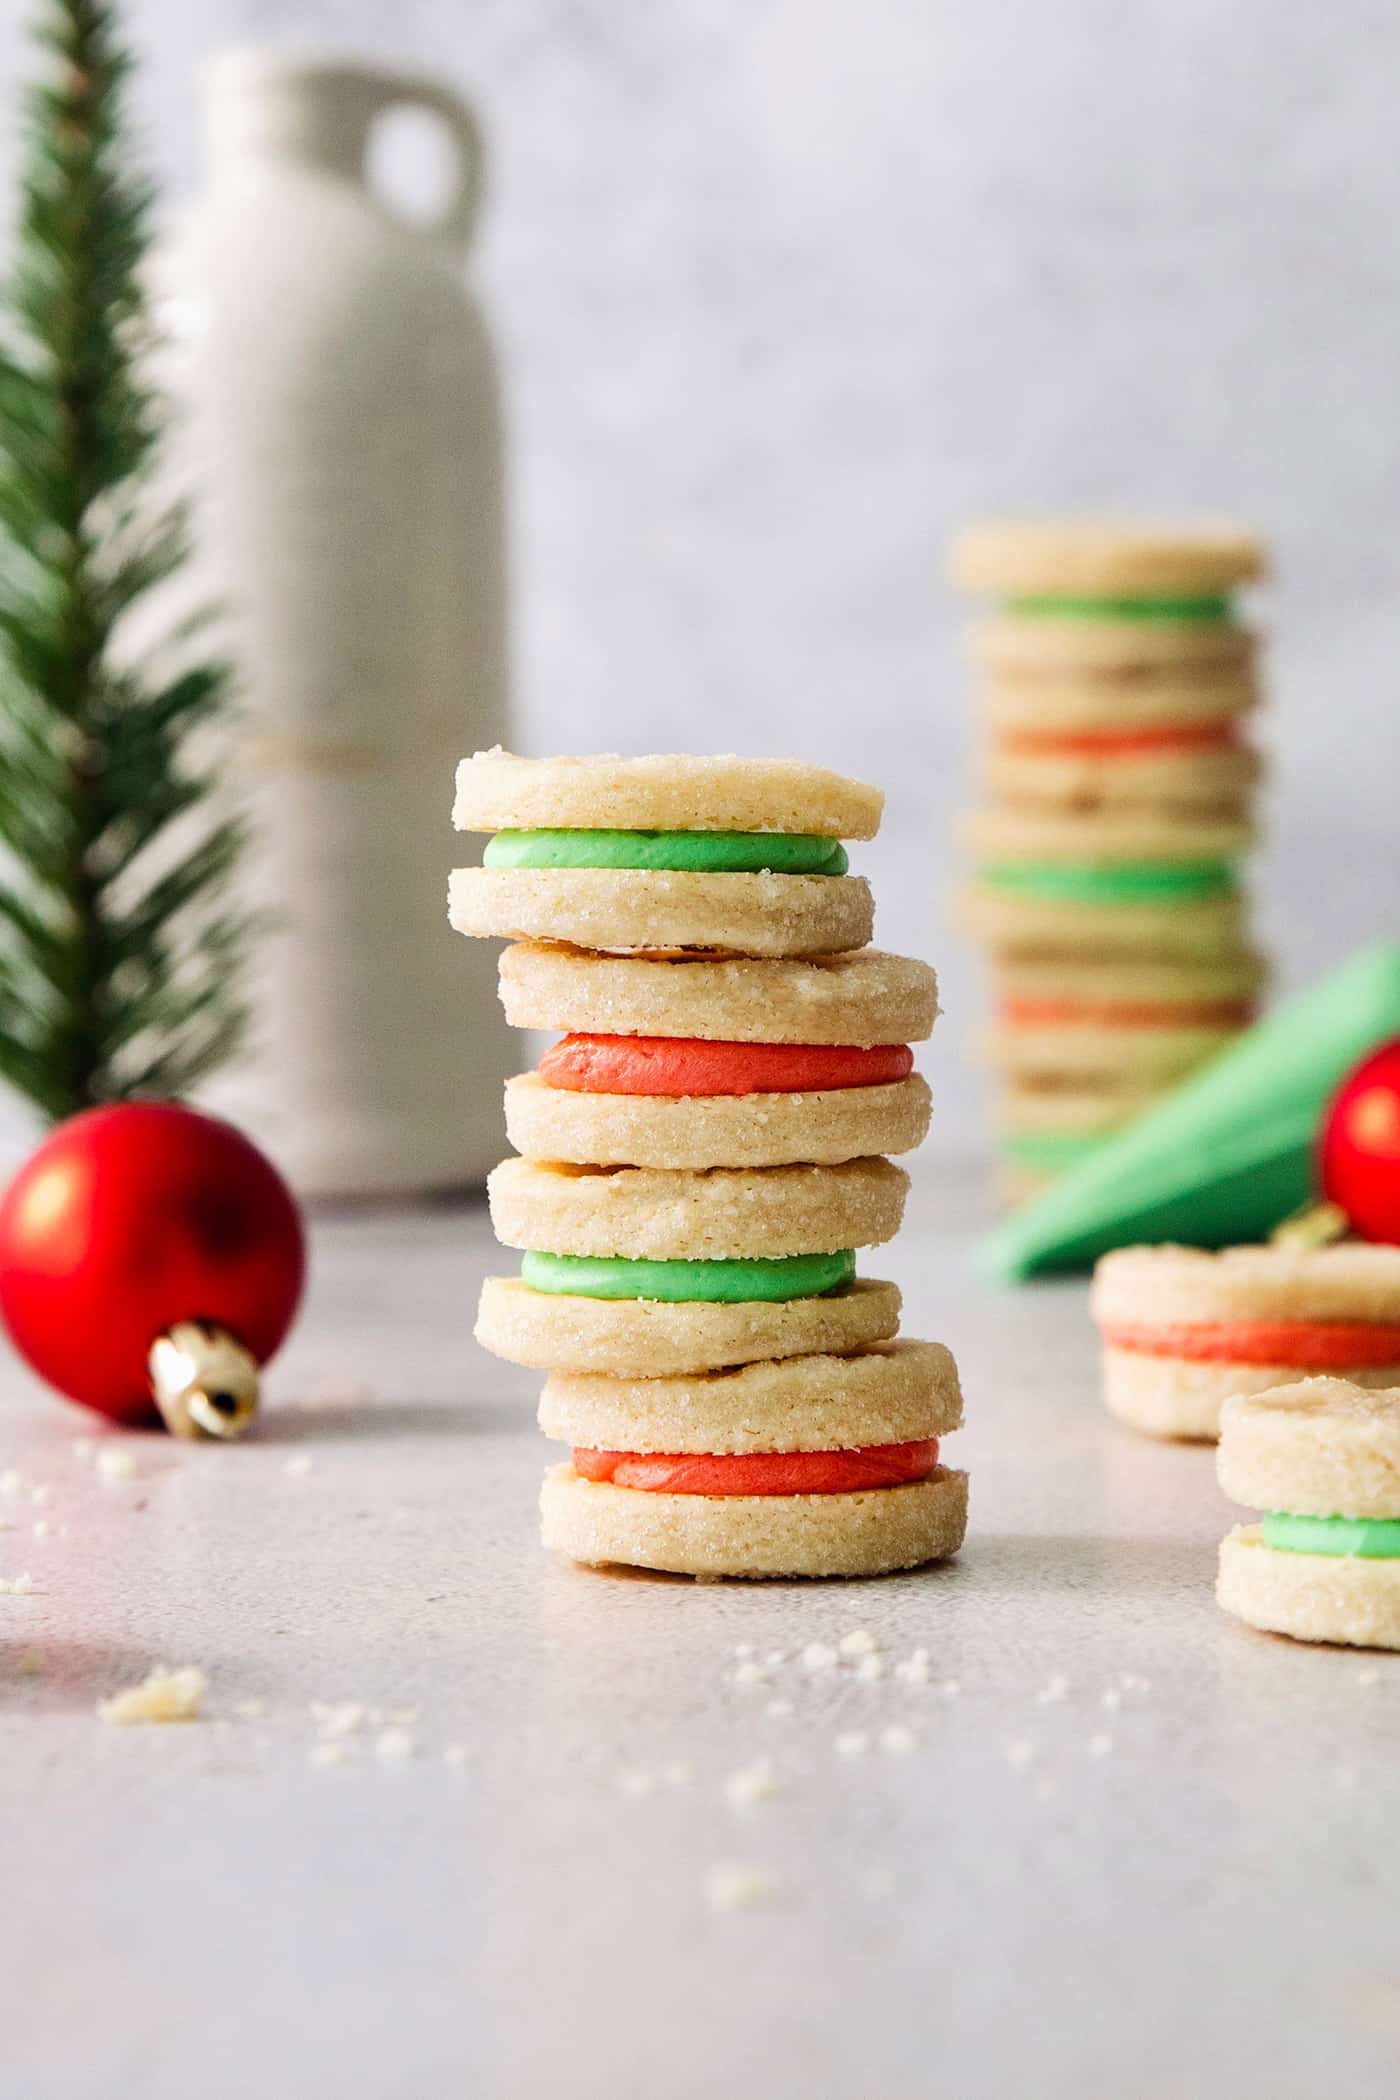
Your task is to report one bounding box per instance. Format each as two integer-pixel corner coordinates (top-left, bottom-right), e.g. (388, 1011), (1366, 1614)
(0, 0), (249, 1121)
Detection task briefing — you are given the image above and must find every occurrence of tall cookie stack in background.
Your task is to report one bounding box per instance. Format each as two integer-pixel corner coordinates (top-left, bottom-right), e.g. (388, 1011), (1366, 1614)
(950, 521), (1269, 1205)
(450, 750), (968, 1580)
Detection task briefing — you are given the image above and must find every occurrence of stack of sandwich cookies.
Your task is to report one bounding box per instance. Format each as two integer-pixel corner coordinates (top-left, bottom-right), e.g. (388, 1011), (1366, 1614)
(1217, 1378), (1400, 1650)
(452, 750), (968, 1578)
(950, 520), (1268, 1198)
(1092, 1244), (1400, 1443)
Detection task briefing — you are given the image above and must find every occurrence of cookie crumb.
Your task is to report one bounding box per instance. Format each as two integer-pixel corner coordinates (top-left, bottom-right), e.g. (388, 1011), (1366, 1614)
(800, 1641), (839, 1673)
(880, 1724), (917, 1757)
(309, 1740), (351, 1769)
(96, 1448), (138, 1482)
(98, 1664), (206, 1725)
(704, 1861), (776, 1913)
(1357, 1666), (1382, 1688)
(732, 1659), (770, 1689)
(311, 1701), (366, 1739)
(724, 1757), (781, 1810)
(939, 1678), (961, 1698)
(283, 1455), (314, 1478)
(834, 1731), (869, 1759)
(0, 1572), (35, 1596)
(853, 1653), (885, 1682)
(838, 1629), (877, 1657)
(375, 1727), (416, 1762)
(894, 1648), (931, 1686)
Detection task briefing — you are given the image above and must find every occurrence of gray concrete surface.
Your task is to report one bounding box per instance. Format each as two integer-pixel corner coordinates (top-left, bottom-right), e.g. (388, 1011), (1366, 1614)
(2, 1176), (1398, 2099)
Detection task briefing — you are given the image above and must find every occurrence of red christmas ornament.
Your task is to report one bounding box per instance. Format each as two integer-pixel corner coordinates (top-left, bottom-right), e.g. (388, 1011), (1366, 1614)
(0, 1103), (306, 1436)
(1319, 1036), (1400, 1246)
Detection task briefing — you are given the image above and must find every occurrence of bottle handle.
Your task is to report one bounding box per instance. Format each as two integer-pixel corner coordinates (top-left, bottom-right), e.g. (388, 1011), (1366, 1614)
(360, 70), (483, 254)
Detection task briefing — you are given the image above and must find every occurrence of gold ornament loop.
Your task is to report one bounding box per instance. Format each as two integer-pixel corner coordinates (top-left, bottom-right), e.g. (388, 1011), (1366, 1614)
(148, 1320), (260, 1441)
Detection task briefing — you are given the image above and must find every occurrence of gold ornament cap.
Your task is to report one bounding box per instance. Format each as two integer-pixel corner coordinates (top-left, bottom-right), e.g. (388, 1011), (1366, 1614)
(148, 1320), (259, 1440)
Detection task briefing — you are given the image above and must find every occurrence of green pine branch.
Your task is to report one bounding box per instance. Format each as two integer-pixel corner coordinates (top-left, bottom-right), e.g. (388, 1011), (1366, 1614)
(0, 0), (250, 1121)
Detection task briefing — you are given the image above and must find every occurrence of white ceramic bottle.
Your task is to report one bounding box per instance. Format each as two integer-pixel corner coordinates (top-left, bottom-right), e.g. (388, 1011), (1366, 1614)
(160, 50), (512, 1196)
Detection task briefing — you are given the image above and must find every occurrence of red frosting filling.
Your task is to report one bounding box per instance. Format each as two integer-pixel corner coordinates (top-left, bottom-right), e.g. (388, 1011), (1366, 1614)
(1003, 999), (1253, 1030)
(1001, 724), (1240, 758)
(1102, 1320), (1400, 1368)
(571, 1439), (939, 1495)
(537, 1035), (914, 1097)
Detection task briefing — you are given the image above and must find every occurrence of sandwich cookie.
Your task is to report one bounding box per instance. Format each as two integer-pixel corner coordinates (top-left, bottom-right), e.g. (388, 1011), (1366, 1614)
(953, 519), (1264, 677)
(981, 953), (1264, 1088)
(499, 943), (938, 1169)
(1217, 1378), (1400, 1649)
(480, 1155), (908, 1377)
(538, 1340), (968, 1578)
(961, 807), (1251, 962)
(450, 750), (880, 957)
(981, 725), (1260, 821)
(1092, 1244), (1400, 1442)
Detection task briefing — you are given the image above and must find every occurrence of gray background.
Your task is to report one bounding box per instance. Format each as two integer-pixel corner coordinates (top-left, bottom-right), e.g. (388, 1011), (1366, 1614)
(2, 0), (1399, 1152)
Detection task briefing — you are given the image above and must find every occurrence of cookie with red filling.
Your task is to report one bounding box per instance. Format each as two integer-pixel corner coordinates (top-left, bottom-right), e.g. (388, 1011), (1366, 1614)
(1092, 1244), (1400, 1443)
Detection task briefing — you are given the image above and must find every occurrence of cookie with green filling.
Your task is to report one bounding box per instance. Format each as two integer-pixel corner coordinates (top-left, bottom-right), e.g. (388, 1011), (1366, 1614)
(1218, 1378), (1400, 1649)
(450, 751), (882, 959)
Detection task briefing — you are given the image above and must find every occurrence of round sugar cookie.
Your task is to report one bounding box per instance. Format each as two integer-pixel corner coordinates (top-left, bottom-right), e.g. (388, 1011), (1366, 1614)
(1217, 1525), (1400, 1650)
(959, 885), (1247, 962)
(970, 619), (1254, 676)
(452, 749), (882, 838)
(448, 866), (873, 958)
(982, 1017), (1244, 1088)
(1217, 1378), (1400, 1520)
(487, 1154), (908, 1260)
(1100, 1352), (1400, 1443)
(979, 668), (1259, 734)
(982, 741), (1260, 819)
(950, 519), (1266, 597)
(498, 943), (938, 1045)
(538, 1339), (963, 1455)
(966, 806), (1254, 867)
(476, 1274), (901, 1375)
(540, 1463), (968, 1579)
(1092, 1244), (1400, 1331)
(994, 953), (1266, 1009)
(504, 1070), (931, 1170)
(998, 1081), (1159, 1139)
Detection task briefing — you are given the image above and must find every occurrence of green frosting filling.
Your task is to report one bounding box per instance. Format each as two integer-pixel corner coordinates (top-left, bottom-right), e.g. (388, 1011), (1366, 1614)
(981, 861), (1235, 905)
(484, 829), (849, 875)
(1008, 593), (1232, 624)
(1003, 1131), (1106, 1169)
(1262, 1512), (1400, 1559)
(519, 1248), (856, 1303)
